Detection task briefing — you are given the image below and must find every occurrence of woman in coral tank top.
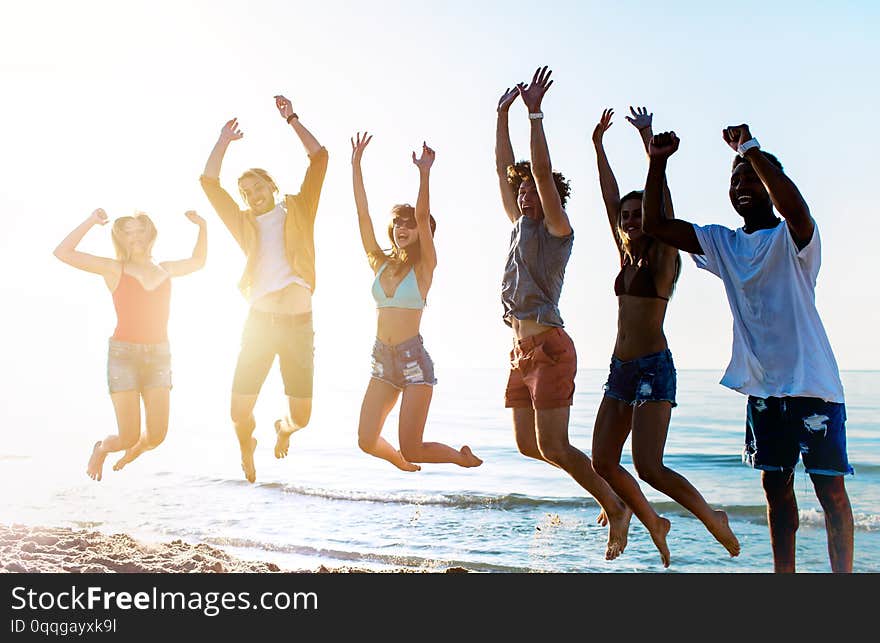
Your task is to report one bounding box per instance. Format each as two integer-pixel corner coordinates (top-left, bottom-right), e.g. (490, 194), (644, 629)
(54, 208), (206, 481)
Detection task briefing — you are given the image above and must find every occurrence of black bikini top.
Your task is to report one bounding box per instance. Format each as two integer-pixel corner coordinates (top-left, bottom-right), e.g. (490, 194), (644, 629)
(614, 258), (669, 301)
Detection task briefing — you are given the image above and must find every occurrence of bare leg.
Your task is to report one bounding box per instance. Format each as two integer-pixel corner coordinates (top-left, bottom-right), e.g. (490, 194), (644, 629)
(513, 408), (611, 530)
(358, 378), (419, 471)
(631, 401), (739, 557)
(114, 387), (170, 471)
(398, 385), (482, 467)
(762, 470), (798, 573)
(231, 393), (259, 483)
(532, 406), (633, 563)
(811, 474), (853, 573)
(88, 390), (142, 481)
(591, 397), (669, 567)
(275, 397), (312, 459)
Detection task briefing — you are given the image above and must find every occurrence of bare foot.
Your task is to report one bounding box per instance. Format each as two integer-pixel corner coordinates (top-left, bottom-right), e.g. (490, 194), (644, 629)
(596, 508), (608, 527)
(605, 506), (632, 561)
(240, 437), (257, 483)
(86, 441), (106, 481)
(459, 445), (483, 468)
(391, 449), (421, 472)
(650, 517), (672, 568)
(710, 510), (741, 557)
(274, 418), (303, 459)
(113, 439), (146, 471)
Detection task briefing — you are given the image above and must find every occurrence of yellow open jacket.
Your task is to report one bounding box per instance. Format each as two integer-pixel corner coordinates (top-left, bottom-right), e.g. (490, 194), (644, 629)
(199, 146), (329, 300)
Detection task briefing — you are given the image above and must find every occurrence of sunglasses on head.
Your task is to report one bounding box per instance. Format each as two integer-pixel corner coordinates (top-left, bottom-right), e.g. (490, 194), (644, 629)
(392, 217), (418, 229)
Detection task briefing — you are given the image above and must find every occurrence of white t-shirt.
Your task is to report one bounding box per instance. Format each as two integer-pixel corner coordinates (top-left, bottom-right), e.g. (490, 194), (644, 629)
(249, 202), (311, 304)
(691, 220), (844, 403)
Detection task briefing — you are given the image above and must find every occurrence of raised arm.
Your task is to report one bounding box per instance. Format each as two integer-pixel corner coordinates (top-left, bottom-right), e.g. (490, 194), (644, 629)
(495, 86), (521, 223)
(203, 118), (242, 180)
(592, 108), (622, 247)
(53, 209), (119, 277)
(275, 94), (322, 156)
(160, 211), (207, 277)
(723, 123), (813, 244)
(518, 66), (571, 237)
(412, 142), (438, 282)
(626, 105), (675, 219)
(350, 131), (383, 270)
(642, 132), (703, 254)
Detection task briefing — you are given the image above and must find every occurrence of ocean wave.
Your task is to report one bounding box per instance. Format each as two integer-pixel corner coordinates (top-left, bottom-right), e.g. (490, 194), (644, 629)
(199, 535), (528, 573)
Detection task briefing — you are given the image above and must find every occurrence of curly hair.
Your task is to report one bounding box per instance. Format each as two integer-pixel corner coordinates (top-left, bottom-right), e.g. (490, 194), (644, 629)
(506, 160), (571, 208)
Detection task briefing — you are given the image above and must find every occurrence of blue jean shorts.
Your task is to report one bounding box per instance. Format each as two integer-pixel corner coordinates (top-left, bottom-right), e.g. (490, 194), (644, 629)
(744, 396), (853, 476)
(107, 339), (172, 394)
(603, 348), (677, 407)
(370, 335), (437, 390)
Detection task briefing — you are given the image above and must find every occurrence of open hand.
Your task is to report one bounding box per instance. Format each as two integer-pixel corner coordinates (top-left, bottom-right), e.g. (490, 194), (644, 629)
(184, 210), (206, 226)
(497, 86), (520, 113)
(412, 141), (436, 171)
(722, 123), (753, 152)
(592, 108), (613, 145)
(516, 66), (553, 113)
(220, 118), (243, 143)
(625, 106), (653, 131)
(648, 131), (680, 159)
(274, 95), (294, 120)
(350, 131), (372, 165)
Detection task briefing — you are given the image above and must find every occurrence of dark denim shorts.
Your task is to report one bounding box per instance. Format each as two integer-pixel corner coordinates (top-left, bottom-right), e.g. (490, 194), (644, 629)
(603, 348), (677, 407)
(744, 396), (853, 476)
(107, 339), (172, 394)
(370, 334), (437, 390)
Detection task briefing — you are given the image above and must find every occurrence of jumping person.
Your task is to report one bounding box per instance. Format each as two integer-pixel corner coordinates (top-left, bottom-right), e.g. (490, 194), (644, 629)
(54, 207), (207, 481)
(495, 66), (632, 561)
(200, 94), (328, 483)
(350, 132), (482, 471)
(642, 125), (853, 573)
(590, 107), (740, 567)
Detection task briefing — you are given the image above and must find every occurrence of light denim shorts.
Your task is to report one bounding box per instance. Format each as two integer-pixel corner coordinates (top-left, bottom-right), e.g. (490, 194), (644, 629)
(370, 335), (437, 390)
(107, 339), (172, 393)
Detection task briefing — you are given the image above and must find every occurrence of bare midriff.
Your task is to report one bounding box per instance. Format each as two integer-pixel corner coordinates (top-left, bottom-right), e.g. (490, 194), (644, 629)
(251, 282), (312, 315)
(376, 308), (424, 346)
(613, 295), (669, 362)
(511, 317), (557, 341)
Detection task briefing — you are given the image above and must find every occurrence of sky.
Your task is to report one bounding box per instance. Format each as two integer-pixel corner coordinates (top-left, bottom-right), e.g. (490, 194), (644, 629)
(1, 0), (878, 393)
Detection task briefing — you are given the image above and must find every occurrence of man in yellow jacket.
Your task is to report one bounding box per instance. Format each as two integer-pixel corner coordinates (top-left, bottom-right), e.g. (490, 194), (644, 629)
(200, 94), (328, 483)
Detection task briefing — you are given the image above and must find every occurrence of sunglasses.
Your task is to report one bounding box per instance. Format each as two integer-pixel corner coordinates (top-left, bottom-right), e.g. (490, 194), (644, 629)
(392, 217), (418, 230)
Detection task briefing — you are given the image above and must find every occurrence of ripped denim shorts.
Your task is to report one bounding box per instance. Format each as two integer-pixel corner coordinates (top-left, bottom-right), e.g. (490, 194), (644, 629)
(603, 348), (676, 408)
(370, 334), (437, 390)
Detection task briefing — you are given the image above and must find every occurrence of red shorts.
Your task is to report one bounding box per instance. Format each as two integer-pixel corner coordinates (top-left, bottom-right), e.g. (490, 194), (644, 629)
(504, 327), (577, 410)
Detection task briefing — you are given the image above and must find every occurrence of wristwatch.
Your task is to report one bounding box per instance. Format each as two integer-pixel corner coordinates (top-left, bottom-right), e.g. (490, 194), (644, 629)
(737, 138), (760, 157)
(528, 112), (544, 120)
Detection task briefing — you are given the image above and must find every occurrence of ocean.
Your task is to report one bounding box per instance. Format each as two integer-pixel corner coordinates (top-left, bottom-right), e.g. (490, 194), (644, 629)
(2, 365), (878, 574)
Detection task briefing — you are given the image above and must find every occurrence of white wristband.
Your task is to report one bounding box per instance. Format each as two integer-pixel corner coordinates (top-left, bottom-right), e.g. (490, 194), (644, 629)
(529, 112), (544, 120)
(737, 138), (760, 157)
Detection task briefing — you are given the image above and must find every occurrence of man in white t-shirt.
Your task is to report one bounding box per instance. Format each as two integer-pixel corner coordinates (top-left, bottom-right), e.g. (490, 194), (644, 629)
(639, 126), (853, 573)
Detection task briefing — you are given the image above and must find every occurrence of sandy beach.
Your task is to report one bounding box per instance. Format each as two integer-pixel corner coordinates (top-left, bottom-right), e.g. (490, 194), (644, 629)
(0, 524), (463, 574)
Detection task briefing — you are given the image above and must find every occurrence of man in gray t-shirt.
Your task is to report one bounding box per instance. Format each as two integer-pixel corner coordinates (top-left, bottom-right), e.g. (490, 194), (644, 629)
(494, 66), (633, 562)
(641, 125), (853, 573)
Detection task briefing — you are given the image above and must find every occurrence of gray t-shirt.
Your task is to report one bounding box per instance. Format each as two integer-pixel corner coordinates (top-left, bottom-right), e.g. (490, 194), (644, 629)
(501, 215), (573, 327)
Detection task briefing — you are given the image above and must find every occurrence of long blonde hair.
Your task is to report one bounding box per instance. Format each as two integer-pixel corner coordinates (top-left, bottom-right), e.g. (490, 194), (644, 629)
(367, 204), (436, 273)
(111, 213), (157, 262)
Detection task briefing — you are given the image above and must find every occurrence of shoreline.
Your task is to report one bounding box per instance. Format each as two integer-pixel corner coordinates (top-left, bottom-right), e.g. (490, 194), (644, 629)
(0, 524), (466, 574)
